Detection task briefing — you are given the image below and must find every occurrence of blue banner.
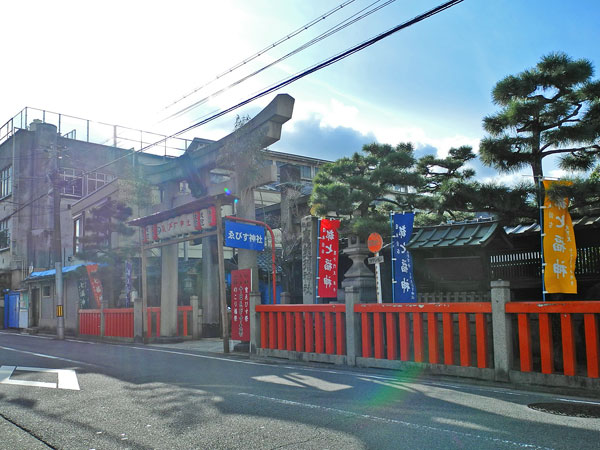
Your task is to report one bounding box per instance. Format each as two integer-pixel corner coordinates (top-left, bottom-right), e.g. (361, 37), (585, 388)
(225, 220), (265, 251)
(391, 212), (417, 303)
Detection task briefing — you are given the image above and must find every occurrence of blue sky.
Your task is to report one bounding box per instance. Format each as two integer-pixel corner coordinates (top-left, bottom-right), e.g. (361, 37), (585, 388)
(1, 0), (599, 182)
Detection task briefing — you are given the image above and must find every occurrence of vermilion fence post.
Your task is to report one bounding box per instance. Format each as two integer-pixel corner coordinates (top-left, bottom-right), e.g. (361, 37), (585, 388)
(584, 314), (599, 378)
(336, 311), (345, 356)
(458, 313), (471, 367)
(442, 312), (454, 365)
(260, 312), (268, 348)
(295, 312), (304, 352)
(517, 313), (533, 372)
(413, 313), (424, 363)
(427, 312), (439, 364)
(475, 313), (488, 369)
(269, 312), (277, 350)
(373, 312), (384, 359)
(325, 312), (334, 355)
(286, 312), (294, 351)
(315, 312), (324, 354)
(560, 313), (576, 376)
(361, 312), (372, 358)
(399, 312), (410, 361)
(305, 312), (314, 353)
(277, 312), (285, 350)
(386, 312), (397, 360)
(539, 313), (554, 374)
(147, 309), (152, 338)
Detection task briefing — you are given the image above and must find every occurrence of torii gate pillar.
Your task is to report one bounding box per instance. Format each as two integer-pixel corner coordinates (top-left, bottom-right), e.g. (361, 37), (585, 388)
(138, 94), (295, 338)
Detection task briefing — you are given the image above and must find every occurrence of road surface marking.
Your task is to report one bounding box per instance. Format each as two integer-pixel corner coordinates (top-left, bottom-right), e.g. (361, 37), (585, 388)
(0, 345), (98, 367)
(0, 365), (80, 390)
(238, 393), (553, 450)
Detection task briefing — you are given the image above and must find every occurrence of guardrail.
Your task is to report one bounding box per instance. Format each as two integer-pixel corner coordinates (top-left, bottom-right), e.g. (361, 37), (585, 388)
(506, 301), (600, 378)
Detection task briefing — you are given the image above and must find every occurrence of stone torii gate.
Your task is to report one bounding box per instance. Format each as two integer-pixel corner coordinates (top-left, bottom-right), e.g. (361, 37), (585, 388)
(131, 94), (294, 345)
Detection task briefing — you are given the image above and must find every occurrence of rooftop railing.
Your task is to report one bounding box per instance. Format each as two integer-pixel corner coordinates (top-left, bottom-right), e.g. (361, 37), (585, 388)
(0, 107), (190, 157)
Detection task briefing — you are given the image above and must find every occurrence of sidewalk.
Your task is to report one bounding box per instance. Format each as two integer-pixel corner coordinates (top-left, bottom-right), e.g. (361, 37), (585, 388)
(146, 337), (244, 354)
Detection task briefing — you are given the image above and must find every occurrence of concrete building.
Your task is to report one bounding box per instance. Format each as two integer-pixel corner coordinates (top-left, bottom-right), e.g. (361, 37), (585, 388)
(0, 107), (328, 332)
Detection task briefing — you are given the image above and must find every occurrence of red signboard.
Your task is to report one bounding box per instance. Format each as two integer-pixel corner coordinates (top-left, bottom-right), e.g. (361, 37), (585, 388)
(86, 264), (103, 308)
(231, 269), (252, 341)
(317, 219), (341, 298)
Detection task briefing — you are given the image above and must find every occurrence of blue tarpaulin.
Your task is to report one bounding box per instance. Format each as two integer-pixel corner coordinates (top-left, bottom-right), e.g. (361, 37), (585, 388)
(26, 263), (95, 281)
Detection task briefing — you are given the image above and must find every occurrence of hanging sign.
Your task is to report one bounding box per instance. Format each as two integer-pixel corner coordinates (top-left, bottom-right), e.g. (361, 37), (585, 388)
(77, 277), (91, 309)
(391, 212), (417, 303)
(142, 206), (217, 243)
(86, 264), (103, 308)
(231, 269), (252, 341)
(317, 218), (340, 298)
(225, 221), (265, 251)
(543, 180), (577, 294)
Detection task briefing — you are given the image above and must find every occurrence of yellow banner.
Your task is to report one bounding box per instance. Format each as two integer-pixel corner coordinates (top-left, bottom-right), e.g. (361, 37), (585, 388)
(543, 180), (577, 294)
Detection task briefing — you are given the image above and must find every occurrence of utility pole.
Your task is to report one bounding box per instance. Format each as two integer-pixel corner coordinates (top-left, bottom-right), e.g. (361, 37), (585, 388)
(51, 144), (65, 340)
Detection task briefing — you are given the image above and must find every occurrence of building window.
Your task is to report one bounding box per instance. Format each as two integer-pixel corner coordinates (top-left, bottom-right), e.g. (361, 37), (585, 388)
(87, 171), (113, 194)
(73, 214), (84, 254)
(60, 168), (113, 198)
(0, 166), (12, 198)
(61, 168), (83, 197)
(300, 165), (312, 179)
(0, 218), (9, 249)
(42, 285), (51, 297)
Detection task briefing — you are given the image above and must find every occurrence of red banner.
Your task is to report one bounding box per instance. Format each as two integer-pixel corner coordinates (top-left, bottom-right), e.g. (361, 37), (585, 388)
(231, 269), (252, 341)
(318, 219), (341, 298)
(86, 264), (104, 308)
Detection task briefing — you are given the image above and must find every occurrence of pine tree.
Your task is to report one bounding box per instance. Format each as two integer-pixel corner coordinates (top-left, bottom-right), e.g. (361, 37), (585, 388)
(310, 142), (422, 238)
(480, 52), (600, 179)
(77, 199), (136, 305)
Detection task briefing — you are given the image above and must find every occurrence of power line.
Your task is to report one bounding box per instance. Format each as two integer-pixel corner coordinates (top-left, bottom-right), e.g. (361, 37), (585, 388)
(7, 0), (464, 216)
(164, 0), (396, 122)
(168, 0), (466, 140)
(163, 0), (358, 111)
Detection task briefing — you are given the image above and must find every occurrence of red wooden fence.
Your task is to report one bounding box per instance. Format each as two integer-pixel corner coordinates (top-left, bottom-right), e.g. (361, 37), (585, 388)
(255, 304), (346, 356)
(79, 306), (193, 339)
(354, 303), (492, 368)
(506, 301), (600, 378)
(104, 308), (134, 338)
(79, 309), (100, 336)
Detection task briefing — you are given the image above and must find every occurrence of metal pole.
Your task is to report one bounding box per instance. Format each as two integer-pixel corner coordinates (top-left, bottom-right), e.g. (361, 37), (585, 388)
(375, 252), (382, 303)
(225, 215), (277, 304)
(141, 239), (148, 340)
(52, 145), (64, 339)
(538, 177), (547, 302)
(216, 200), (230, 353)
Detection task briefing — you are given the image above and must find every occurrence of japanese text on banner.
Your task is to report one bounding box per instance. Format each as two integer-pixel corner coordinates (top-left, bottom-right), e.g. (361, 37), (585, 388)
(391, 212), (417, 303)
(231, 269), (252, 341)
(317, 219), (340, 298)
(543, 180), (577, 294)
(86, 264), (104, 308)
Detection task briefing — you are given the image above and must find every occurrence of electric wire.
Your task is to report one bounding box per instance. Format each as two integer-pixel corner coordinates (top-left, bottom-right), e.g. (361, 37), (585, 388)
(163, 0), (357, 111)
(164, 0), (396, 122)
(3, 0), (464, 222)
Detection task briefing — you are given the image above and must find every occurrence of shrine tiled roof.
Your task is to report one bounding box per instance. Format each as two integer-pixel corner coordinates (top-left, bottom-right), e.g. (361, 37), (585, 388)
(408, 219), (504, 249)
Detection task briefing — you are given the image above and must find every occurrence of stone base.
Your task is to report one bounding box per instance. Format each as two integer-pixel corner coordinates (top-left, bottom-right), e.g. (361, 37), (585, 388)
(153, 336), (184, 344)
(202, 323), (221, 338)
(233, 341), (250, 352)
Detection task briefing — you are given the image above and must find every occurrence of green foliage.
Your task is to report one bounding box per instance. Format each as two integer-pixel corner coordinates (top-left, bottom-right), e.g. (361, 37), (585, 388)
(77, 199), (135, 264)
(310, 143), (420, 238)
(480, 52), (600, 179)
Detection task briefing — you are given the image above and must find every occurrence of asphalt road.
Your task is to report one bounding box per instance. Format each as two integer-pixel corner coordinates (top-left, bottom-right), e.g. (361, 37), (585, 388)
(1, 331), (599, 450)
